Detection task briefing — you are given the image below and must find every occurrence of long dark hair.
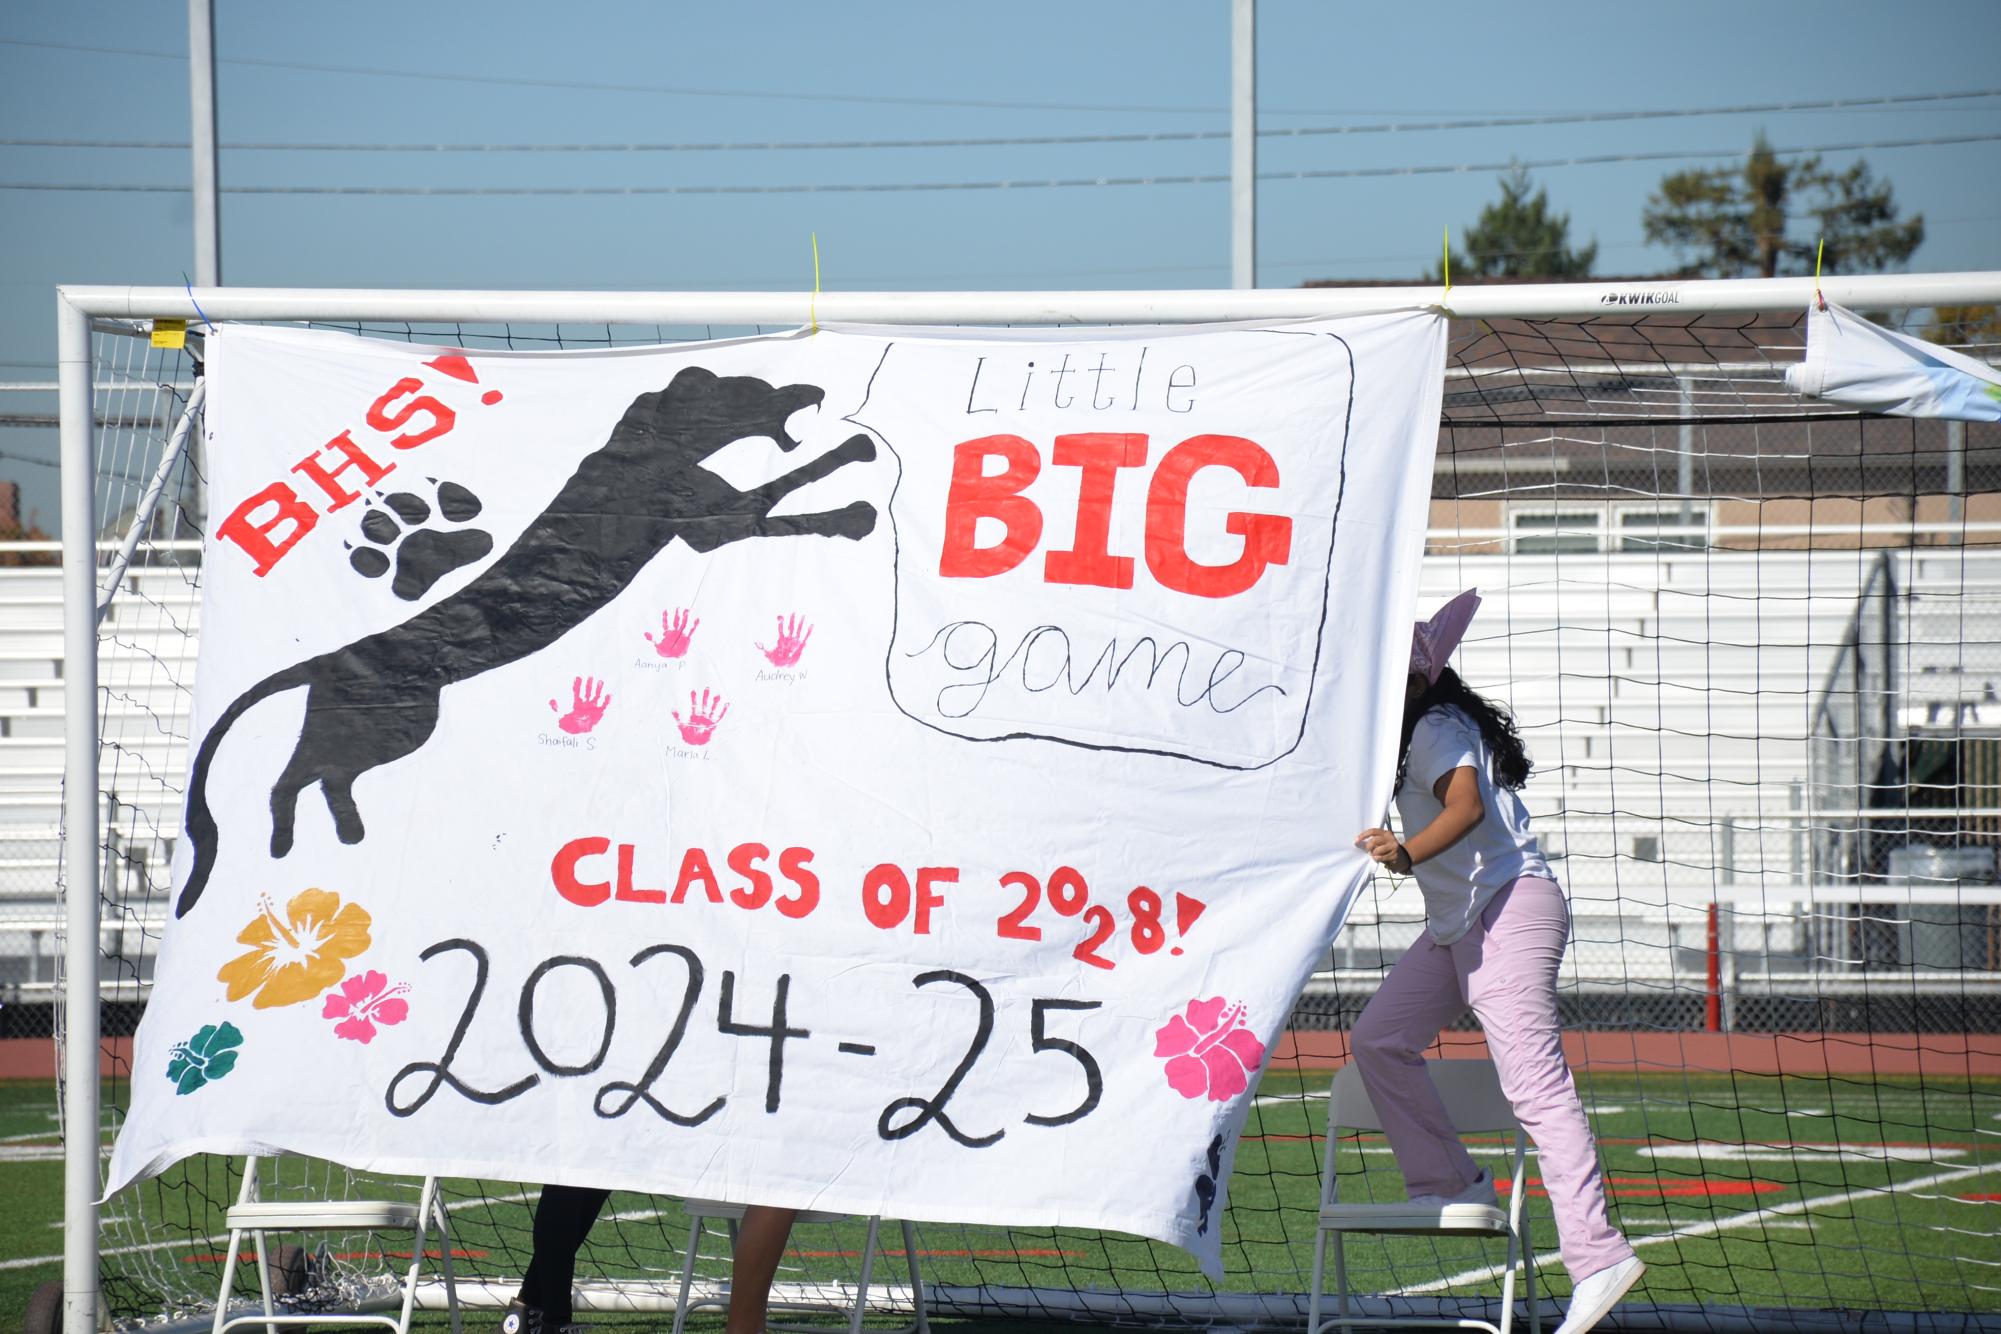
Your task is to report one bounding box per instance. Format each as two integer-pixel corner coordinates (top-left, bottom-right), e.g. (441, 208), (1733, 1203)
(1396, 666), (1532, 793)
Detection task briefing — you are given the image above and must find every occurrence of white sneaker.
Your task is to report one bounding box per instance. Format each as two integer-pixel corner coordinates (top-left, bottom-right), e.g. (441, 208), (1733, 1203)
(1407, 1166), (1498, 1210)
(1554, 1255), (1644, 1334)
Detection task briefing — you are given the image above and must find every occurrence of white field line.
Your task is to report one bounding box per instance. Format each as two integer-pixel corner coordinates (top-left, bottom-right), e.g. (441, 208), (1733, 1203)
(1, 1231), (229, 1272)
(1263, 1091), (1990, 1107)
(48, 1213), (134, 1229)
(1240, 1088), (1992, 1120)
(1395, 1160), (1996, 1296)
(1250, 1092), (1804, 1120)
(1620, 1216), (1814, 1229)
(1, 1112), (113, 1148)
(1638, 1144), (1968, 1163)
(1249, 1091), (1637, 1116)
(1252, 1091), (1327, 1109)
(1, 1188), (538, 1274)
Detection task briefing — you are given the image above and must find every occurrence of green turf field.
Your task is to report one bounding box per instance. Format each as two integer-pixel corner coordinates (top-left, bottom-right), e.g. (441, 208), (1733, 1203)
(5, 1069), (1998, 1329)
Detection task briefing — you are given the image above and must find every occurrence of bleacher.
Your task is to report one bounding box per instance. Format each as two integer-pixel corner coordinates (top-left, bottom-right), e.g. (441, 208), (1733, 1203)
(0, 562), (196, 1015)
(1448, 549), (1880, 899)
(6, 546), (2000, 1026)
(1337, 546), (2001, 1026)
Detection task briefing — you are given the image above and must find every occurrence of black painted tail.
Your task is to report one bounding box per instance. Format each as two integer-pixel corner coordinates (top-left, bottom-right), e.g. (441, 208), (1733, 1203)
(176, 660), (314, 918)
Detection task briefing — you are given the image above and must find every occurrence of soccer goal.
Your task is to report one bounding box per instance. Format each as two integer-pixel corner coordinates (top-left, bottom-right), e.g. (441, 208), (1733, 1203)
(50, 274), (2001, 1334)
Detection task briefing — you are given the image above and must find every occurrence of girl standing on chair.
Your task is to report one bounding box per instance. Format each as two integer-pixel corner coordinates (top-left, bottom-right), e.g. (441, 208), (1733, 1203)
(1351, 590), (1642, 1334)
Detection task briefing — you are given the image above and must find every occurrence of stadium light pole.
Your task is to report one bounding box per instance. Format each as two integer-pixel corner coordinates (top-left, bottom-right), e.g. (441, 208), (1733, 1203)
(1948, 419), (1965, 528)
(189, 0), (221, 287)
(1231, 0), (1255, 290)
(187, 0), (217, 530)
(1678, 376), (1695, 525)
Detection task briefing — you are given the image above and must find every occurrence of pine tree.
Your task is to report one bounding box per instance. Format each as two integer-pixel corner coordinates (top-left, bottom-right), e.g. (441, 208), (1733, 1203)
(1643, 133), (1924, 279)
(1923, 305), (2001, 347)
(1429, 166), (1597, 281)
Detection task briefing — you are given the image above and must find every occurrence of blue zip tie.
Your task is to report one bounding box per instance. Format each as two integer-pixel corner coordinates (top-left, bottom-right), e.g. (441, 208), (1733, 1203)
(182, 274), (215, 333)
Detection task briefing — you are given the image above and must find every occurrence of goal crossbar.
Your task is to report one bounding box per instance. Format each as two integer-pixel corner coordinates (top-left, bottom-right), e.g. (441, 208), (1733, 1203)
(57, 270), (2001, 327)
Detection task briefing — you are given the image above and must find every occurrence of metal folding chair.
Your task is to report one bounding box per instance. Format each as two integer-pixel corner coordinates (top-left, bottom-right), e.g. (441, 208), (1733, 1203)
(1307, 1059), (1539, 1334)
(669, 1199), (929, 1334)
(211, 1155), (461, 1334)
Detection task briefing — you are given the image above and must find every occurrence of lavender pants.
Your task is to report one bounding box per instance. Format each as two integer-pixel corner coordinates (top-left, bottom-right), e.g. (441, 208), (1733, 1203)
(1350, 875), (1633, 1282)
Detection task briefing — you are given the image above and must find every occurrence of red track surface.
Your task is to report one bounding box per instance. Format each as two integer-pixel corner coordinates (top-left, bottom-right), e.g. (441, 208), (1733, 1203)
(1270, 1028), (2001, 1077)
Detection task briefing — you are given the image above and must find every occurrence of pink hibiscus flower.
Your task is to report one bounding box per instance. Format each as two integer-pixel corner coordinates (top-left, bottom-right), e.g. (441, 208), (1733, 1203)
(320, 970), (411, 1045)
(1154, 997), (1266, 1102)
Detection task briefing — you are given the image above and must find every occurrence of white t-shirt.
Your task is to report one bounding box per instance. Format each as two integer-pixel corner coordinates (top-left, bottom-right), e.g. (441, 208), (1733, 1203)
(1394, 705), (1553, 945)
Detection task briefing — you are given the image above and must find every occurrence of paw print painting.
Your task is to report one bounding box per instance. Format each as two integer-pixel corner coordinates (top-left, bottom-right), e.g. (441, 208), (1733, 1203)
(672, 688), (729, 746)
(349, 480), (493, 601)
(757, 614), (813, 667)
(550, 676), (611, 734)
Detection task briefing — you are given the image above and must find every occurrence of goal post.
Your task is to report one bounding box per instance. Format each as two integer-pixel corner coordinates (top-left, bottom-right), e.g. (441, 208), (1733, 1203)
(57, 289), (102, 1334)
(54, 272), (2001, 1334)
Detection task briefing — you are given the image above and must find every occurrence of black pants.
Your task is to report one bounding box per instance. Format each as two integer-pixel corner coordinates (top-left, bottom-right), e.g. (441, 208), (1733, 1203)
(515, 1184), (610, 1325)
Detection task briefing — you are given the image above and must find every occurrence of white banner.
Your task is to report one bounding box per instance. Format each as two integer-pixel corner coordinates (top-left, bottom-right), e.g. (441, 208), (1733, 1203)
(1786, 299), (2001, 421)
(107, 314), (1444, 1274)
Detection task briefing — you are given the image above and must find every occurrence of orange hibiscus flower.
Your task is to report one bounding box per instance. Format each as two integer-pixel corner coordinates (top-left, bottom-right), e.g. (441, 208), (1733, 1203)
(217, 889), (373, 1009)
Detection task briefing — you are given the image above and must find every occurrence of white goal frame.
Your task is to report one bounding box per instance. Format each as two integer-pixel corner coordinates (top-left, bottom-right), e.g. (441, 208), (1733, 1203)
(54, 270), (2001, 1332)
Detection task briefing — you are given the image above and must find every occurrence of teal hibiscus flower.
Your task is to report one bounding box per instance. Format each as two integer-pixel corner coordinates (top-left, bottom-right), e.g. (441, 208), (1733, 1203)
(165, 1021), (244, 1095)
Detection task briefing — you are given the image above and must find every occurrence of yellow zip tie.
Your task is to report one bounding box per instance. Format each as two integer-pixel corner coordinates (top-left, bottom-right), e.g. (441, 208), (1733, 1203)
(810, 232), (822, 334)
(1442, 226), (1452, 308)
(1814, 237), (1826, 310)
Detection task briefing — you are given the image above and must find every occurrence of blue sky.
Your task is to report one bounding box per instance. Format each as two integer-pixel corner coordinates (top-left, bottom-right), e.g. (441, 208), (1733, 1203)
(3, 0), (2000, 527)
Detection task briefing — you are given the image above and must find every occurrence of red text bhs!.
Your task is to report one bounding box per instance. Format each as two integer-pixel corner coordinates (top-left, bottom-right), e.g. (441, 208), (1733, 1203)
(216, 355), (491, 576)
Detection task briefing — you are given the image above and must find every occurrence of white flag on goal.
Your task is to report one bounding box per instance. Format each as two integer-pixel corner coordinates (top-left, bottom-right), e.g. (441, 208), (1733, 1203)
(1786, 299), (2001, 421)
(105, 313), (1444, 1276)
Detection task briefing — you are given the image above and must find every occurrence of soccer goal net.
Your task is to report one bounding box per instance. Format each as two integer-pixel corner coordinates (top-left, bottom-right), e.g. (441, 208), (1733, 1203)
(48, 277), (2001, 1334)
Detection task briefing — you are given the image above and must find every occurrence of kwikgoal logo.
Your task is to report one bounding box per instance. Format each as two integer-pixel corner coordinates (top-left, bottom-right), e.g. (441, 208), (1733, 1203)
(1599, 289), (1684, 306)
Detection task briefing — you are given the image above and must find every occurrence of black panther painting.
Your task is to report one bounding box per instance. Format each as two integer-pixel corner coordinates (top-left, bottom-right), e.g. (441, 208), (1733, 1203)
(176, 366), (878, 917)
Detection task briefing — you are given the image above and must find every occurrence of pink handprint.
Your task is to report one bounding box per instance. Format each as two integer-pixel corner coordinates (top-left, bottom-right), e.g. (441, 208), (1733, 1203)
(645, 608), (699, 659)
(757, 613), (814, 667)
(672, 688), (730, 746)
(549, 676), (611, 734)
